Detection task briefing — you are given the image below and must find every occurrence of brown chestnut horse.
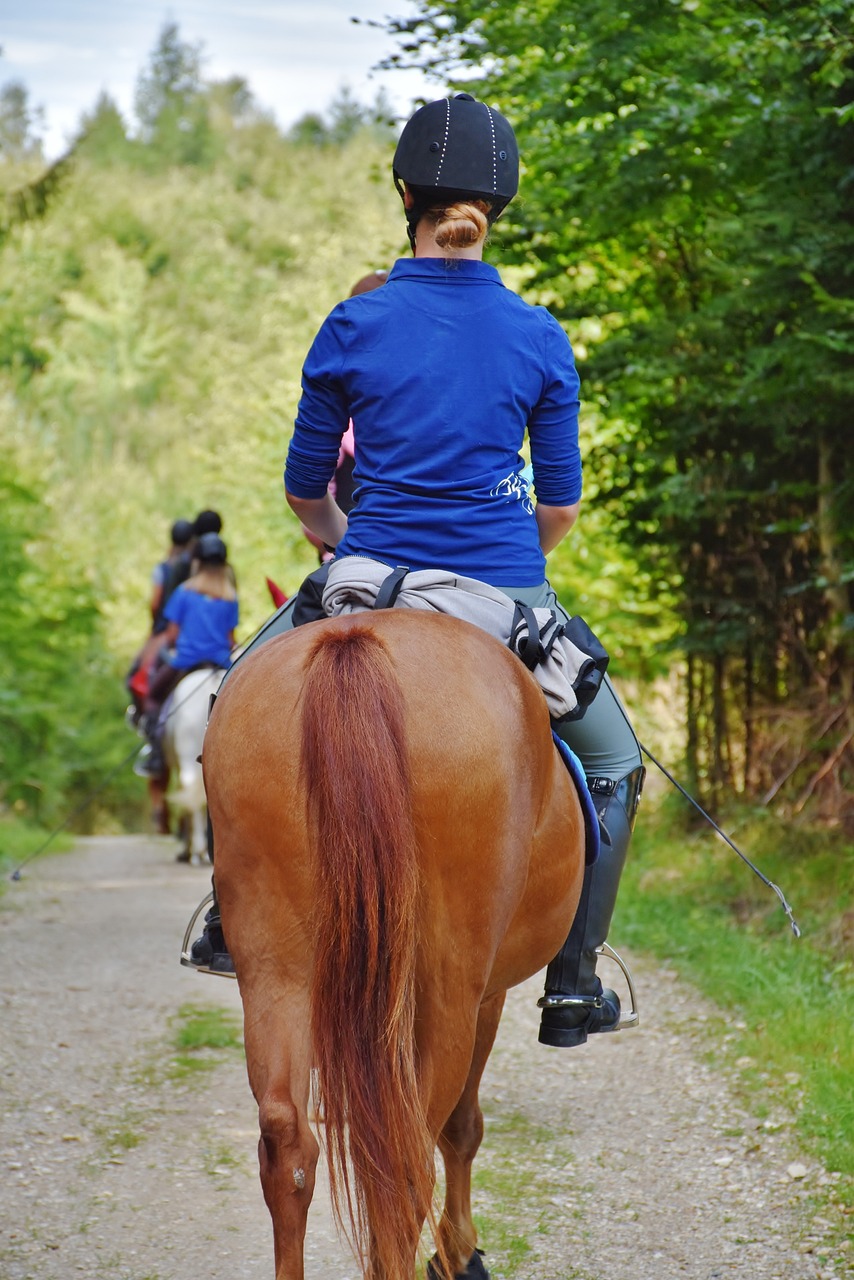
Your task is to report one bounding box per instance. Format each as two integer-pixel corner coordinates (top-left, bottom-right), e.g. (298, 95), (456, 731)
(202, 609), (585, 1280)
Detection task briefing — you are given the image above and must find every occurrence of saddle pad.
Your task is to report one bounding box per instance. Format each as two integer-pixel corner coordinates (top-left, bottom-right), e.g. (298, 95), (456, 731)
(552, 732), (600, 866)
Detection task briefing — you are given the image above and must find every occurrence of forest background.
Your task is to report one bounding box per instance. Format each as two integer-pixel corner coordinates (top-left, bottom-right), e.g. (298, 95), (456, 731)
(1, 0), (853, 1191)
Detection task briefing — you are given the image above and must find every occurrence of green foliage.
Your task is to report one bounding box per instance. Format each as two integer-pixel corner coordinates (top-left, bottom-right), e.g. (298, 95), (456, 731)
(288, 85), (398, 146)
(549, 497), (682, 681)
(0, 452), (95, 800)
(0, 131), (404, 632)
(133, 21), (216, 167)
(287, 111), (329, 148)
(0, 76), (405, 830)
(76, 91), (130, 165)
(384, 0), (854, 823)
(0, 819), (71, 887)
(615, 797), (854, 1176)
(0, 80), (44, 161)
(0, 440), (142, 828)
(3, 9), (850, 839)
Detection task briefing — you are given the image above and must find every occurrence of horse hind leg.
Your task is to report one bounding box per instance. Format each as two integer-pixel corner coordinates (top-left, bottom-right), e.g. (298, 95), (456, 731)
(432, 992), (506, 1280)
(245, 997), (318, 1280)
(258, 1094), (318, 1280)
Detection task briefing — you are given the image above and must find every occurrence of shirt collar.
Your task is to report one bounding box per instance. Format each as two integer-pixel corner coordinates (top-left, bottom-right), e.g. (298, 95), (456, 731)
(387, 257), (504, 286)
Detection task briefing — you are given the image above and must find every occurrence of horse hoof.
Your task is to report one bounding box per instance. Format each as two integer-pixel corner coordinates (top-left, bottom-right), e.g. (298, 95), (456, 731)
(175, 849), (191, 864)
(427, 1249), (489, 1279)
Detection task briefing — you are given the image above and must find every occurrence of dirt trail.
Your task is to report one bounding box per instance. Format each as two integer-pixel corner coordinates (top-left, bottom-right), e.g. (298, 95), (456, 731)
(0, 834), (847, 1280)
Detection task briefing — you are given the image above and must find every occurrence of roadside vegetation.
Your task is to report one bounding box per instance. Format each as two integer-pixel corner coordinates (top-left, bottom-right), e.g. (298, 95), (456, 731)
(615, 797), (854, 1182)
(0, 25), (406, 839)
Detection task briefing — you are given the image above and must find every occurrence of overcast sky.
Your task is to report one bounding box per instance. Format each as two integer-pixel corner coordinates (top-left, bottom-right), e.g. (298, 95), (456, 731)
(1, 0), (438, 159)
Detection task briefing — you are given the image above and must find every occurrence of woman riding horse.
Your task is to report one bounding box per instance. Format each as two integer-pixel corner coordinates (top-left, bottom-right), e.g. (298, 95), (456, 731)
(191, 94), (644, 1049)
(139, 532), (238, 776)
(203, 605), (587, 1278)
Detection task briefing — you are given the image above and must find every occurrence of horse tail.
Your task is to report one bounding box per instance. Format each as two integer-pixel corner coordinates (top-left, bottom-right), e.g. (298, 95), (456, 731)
(300, 623), (434, 1277)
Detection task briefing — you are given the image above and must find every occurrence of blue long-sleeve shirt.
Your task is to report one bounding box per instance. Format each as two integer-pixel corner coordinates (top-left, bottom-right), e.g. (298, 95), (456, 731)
(164, 586), (238, 670)
(285, 257), (581, 587)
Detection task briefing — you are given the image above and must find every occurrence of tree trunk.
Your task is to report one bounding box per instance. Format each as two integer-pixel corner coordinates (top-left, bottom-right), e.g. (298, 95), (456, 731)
(686, 652), (699, 799)
(743, 642), (754, 794)
(817, 429), (853, 700)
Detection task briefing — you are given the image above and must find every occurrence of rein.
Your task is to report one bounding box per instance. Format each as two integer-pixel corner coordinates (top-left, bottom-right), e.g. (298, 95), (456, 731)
(640, 742), (801, 938)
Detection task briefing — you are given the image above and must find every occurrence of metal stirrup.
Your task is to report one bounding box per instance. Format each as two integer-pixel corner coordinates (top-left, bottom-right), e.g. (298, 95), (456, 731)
(597, 941), (639, 1029)
(537, 942), (640, 1030)
(179, 891), (237, 979)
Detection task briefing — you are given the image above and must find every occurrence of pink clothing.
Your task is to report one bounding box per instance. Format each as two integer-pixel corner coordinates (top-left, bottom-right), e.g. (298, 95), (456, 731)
(329, 421), (355, 501)
(300, 420), (357, 561)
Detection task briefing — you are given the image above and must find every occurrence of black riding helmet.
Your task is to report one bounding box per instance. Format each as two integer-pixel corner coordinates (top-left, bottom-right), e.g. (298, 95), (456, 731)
(196, 532), (227, 565)
(193, 509), (223, 536)
(171, 518), (194, 547)
(393, 93), (519, 249)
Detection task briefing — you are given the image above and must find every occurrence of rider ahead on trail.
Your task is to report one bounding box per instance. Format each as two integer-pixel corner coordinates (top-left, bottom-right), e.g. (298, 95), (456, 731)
(138, 532), (239, 777)
(190, 95), (645, 1051)
(158, 509), (233, 614)
(151, 518), (194, 634)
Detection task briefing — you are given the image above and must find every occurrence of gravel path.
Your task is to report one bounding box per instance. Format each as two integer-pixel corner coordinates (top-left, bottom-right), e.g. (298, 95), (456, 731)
(0, 834), (848, 1280)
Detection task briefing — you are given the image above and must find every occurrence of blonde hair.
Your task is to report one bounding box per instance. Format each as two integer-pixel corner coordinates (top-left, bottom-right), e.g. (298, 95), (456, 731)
(186, 562), (237, 602)
(426, 199), (491, 250)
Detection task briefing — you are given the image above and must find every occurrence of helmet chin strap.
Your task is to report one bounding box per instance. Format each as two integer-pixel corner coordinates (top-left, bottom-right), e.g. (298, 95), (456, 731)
(394, 173), (419, 252)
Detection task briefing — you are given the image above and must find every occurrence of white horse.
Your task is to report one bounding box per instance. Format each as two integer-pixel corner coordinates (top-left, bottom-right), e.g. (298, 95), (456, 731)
(161, 667), (224, 865)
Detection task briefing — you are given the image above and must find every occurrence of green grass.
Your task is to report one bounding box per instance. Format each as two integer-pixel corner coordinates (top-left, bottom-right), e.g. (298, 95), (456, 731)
(94, 1104), (147, 1159)
(199, 1137), (243, 1180)
(609, 799), (854, 1272)
(130, 1003), (244, 1087)
(172, 1003), (243, 1051)
(468, 1111), (581, 1278)
(0, 817), (73, 892)
(614, 797), (854, 1182)
(109, 1124), (144, 1151)
(80, 1006), (245, 1188)
(166, 1003), (244, 1080)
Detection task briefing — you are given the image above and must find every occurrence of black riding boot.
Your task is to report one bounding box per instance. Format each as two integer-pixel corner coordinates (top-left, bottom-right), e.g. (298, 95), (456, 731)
(133, 715), (166, 777)
(538, 765), (645, 1048)
(188, 895), (234, 975)
(185, 817), (234, 976)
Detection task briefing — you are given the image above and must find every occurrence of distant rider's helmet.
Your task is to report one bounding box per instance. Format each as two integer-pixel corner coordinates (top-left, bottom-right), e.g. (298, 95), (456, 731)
(193, 509), (223, 537)
(170, 518), (194, 547)
(196, 532), (228, 565)
(393, 93), (519, 247)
